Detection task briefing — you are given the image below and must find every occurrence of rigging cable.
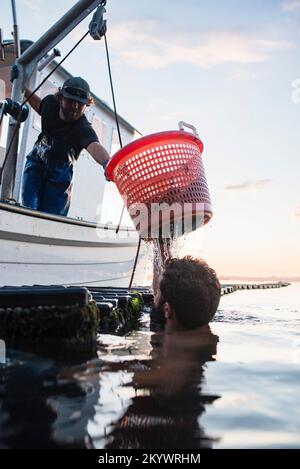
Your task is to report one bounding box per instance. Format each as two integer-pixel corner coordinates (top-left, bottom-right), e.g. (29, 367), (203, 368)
(103, 33), (126, 234)
(103, 34), (122, 148)
(129, 236), (142, 289)
(103, 32), (141, 288)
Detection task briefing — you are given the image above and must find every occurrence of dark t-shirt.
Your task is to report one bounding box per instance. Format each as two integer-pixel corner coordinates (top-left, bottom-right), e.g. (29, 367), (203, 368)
(37, 94), (99, 164)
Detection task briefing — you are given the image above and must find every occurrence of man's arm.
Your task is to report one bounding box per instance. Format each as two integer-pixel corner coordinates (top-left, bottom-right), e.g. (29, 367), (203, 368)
(86, 141), (110, 167)
(10, 66), (41, 113)
(24, 88), (41, 114)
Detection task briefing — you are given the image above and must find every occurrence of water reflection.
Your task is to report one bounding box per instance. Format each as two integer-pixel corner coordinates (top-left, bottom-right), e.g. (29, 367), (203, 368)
(89, 327), (220, 449)
(0, 325), (220, 449)
(0, 348), (100, 448)
(2, 285), (298, 448)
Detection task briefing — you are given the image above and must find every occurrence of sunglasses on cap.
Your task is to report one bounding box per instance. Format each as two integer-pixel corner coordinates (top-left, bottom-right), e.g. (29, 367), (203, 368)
(61, 86), (89, 103)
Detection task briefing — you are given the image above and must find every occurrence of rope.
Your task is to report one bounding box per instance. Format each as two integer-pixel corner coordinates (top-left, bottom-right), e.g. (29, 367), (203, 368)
(103, 32), (142, 288)
(128, 236), (142, 289)
(104, 34), (122, 148)
(0, 31), (89, 184)
(23, 31), (89, 107)
(102, 33), (127, 234)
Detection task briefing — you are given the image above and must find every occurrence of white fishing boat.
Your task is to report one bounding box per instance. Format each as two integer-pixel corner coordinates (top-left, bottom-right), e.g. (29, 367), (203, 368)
(0, 0), (143, 288)
(0, 201), (139, 287)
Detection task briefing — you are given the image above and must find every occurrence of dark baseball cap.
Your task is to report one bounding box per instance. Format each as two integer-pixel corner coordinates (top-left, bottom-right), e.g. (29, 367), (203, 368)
(61, 77), (90, 104)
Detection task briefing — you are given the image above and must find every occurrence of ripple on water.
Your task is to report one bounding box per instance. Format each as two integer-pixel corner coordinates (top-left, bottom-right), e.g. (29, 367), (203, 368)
(214, 310), (261, 324)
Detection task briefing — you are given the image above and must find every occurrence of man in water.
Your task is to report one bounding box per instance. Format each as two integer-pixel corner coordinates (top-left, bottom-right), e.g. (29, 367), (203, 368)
(151, 256), (221, 331)
(101, 257), (221, 449)
(21, 76), (109, 215)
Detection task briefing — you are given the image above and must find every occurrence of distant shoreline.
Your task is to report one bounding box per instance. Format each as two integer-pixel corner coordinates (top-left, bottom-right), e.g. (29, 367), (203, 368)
(220, 276), (300, 282)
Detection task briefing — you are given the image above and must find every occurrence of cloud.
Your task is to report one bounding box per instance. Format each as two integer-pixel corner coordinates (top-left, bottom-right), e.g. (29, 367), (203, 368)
(20, 0), (43, 18)
(159, 111), (185, 121)
(71, 26), (95, 44)
(225, 179), (272, 191)
(106, 21), (293, 70)
(282, 0), (300, 12)
(227, 68), (258, 81)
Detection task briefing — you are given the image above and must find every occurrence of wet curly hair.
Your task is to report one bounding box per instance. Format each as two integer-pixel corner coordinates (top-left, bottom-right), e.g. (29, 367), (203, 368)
(159, 256), (221, 329)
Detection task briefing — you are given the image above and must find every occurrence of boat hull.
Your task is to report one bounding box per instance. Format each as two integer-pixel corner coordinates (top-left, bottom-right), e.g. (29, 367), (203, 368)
(0, 203), (139, 287)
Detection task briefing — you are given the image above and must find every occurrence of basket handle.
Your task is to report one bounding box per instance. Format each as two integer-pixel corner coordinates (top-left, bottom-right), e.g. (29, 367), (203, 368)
(178, 121), (199, 137)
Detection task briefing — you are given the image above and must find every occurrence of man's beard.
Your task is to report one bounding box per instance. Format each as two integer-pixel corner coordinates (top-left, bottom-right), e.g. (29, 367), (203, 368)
(60, 104), (81, 122)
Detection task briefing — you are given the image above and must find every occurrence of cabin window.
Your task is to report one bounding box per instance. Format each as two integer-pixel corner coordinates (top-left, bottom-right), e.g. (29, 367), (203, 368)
(0, 78), (5, 100)
(0, 75), (9, 166)
(111, 127), (122, 155)
(92, 114), (109, 148)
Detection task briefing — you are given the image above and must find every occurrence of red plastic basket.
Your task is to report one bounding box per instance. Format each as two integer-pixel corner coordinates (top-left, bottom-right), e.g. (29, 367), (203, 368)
(106, 124), (212, 238)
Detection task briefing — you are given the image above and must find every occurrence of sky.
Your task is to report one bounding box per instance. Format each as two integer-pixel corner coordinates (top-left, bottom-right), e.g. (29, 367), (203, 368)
(1, 0), (300, 278)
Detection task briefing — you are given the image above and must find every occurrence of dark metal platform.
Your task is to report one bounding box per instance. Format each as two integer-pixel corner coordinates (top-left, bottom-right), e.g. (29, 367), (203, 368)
(0, 285), (153, 341)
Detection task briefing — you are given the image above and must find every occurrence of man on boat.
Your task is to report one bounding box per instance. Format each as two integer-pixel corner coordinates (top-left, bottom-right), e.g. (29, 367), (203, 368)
(20, 76), (110, 216)
(151, 256), (221, 331)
